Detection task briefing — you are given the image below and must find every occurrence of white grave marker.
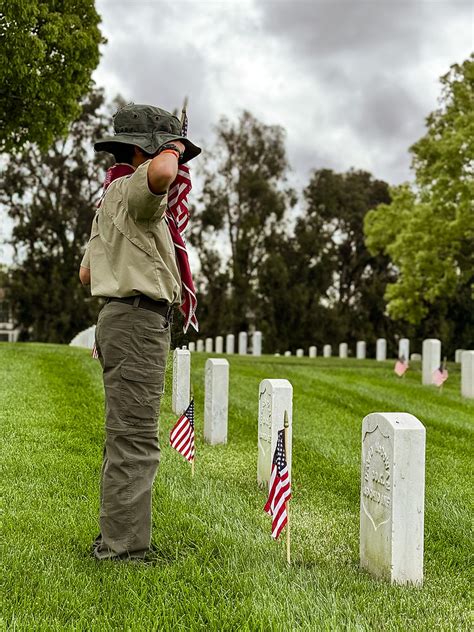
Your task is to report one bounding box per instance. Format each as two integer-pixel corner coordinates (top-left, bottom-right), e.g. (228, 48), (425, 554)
(296, 348), (303, 357)
(188, 342), (196, 352)
(205, 337), (213, 353)
(323, 344), (332, 358)
(410, 353), (421, 362)
(339, 343), (348, 359)
(360, 412), (425, 586)
(204, 358), (229, 444)
(226, 334), (235, 354)
(455, 349), (465, 363)
(376, 338), (386, 361)
(172, 349), (191, 414)
(257, 379), (292, 488)
(238, 332), (248, 355)
(309, 346), (317, 358)
(253, 331), (262, 356)
(215, 336), (223, 354)
(461, 350), (474, 399)
(399, 338), (410, 361)
(196, 339), (204, 352)
(284, 350), (291, 357)
(422, 339), (441, 385)
(356, 341), (366, 359)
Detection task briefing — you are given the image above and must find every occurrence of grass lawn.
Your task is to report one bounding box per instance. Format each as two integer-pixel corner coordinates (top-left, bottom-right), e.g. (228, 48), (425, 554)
(1, 342), (472, 631)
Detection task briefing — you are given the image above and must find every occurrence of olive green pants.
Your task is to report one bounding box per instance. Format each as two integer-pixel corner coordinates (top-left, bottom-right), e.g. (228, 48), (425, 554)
(93, 300), (170, 559)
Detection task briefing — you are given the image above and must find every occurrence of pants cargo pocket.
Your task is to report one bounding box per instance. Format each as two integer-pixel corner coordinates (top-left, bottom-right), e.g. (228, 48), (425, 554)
(120, 364), (165, 427)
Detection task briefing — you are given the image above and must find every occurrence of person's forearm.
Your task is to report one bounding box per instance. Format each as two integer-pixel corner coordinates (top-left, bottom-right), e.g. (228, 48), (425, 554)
(147, 152), (179, 194)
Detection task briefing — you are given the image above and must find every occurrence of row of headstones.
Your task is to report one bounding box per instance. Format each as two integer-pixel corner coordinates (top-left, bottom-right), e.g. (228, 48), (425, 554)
(172, 350), (426, 585)
(186, 332), (262, 356)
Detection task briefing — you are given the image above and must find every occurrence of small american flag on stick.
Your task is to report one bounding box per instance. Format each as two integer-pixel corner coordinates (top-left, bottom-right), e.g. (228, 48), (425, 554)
(433, 360), (449, 387)
(170, 398), (195, 463)
(264, 428), (292, 541)
(394, 356), (408, 377)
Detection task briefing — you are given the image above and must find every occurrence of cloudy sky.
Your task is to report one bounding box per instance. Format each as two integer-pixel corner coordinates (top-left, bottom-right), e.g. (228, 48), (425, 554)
(0, 1), (472, 265)
(94, 0), (473, 187)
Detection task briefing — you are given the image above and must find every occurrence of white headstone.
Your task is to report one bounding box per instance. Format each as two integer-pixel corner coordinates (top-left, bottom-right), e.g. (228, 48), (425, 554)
(323, 344), (332, 358)
(461, 350), (474, 399)
(238, 331), (248, 355)
(257, 379), (292, 488)
(356, 341), (366, 360)
(296, 348), (303, 357)
(226, 334), (235, 354)
(339, 343), (348, 359)
(309, 346), (317, 358)
(455, 349), (465, 363)
(274, 352), (281, 356)
(215, 336), (223, 354)
(376, 338), (387, 361)
(410, 353), (421, 362)
(284, 350), (291, 357)
(197, 339), (204, 352)
(399, 338), (410, 361)
(172, 349), (191, 414)
(188, 341), (196, 352)
(422, 339), (441, 385)
(360, 412), (425, 586)
(70, 324), (96, 349)
(204, 358), (229, 444)
(205, 337), (213, 353)
(252, 331), (262, 356)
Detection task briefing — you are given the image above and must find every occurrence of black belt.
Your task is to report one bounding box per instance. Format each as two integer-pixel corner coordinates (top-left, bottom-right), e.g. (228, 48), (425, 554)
(105, 295), (174, 320)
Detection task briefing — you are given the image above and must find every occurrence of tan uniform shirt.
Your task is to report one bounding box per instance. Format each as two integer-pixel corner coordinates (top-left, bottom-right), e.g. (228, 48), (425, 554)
(81, 160), (182, 305)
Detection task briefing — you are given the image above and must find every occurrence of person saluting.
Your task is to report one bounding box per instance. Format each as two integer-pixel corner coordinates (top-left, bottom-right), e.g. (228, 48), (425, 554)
(80, 103), (200, 561)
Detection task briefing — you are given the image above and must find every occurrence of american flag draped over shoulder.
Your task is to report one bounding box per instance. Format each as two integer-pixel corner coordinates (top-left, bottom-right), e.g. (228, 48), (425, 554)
(264, 429), (292, 539)
(170, 398), (195, 462)
(394, 355), (408, 377)
(166, 110), (198, 333)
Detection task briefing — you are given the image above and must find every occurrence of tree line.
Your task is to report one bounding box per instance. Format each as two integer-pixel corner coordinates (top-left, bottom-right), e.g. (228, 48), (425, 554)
(1, 56), (472, 357)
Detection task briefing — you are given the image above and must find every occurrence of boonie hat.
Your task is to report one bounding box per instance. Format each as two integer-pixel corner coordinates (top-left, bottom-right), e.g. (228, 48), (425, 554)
(94, 103), (201, 164)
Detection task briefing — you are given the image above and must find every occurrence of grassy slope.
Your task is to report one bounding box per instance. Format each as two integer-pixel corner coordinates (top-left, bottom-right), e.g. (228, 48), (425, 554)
(1, 343), (472, 631)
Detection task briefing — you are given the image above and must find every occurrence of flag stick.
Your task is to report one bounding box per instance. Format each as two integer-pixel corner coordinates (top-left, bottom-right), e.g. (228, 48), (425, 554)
(190, 382), (195, 477)
(440, 356), (447, 394)
(284, 410), (291, 565)
(180, 96), (188, 128)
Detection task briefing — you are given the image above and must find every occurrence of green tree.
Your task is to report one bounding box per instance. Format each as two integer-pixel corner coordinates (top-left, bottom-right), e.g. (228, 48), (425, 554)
(365, 55), (474, 327)
(189, 111), (295, 337)
(1, 1), (104, 152)
(264, 169), (395, 353)
(1, 88), (115, 342)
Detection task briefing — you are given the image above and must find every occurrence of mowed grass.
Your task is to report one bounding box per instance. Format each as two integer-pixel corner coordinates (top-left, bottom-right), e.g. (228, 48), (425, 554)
(1, 343), (472, 631)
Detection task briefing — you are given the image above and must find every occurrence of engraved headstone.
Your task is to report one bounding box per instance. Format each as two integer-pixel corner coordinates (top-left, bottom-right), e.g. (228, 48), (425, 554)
(296, 348), (303, 357)
(205, 337), (213, 353)
(172, 348), (191, 414)
(204, 358), (229, 444)
(226, 334), (235, 354)
(339, 342), (348, 358)
(356, 341), (366, 359)
(360, 412), (425, 585)
(376, 338), (386, 361)
(188, 342), (196, 352)
(238, 331), (248, 355)
(257, 379), (292, 488)
(323, 344), (332, 358)
(461, 350), (474, 399)
(455, 348), (465, 363)
(252, 331), (262, 356)
(309, 346), (317, 358)
(215, 336), (223, 354)
(197, 339), (204, 352)
(422, 338), (441, 385)
(399, 338), (410, 361)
